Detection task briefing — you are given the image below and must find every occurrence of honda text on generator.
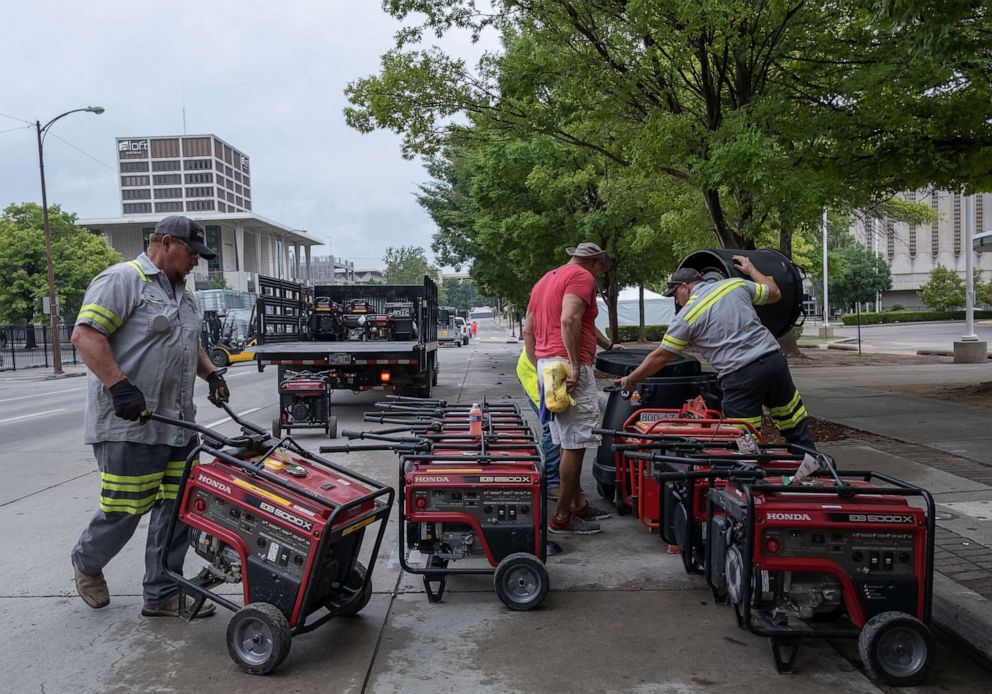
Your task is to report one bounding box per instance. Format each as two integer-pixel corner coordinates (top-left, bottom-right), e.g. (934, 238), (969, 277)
(146, 404), (393, 675)
(251, 276), (440, 440)
(273, 370), (336, 439)
(322, 396), (550, 610)
(697, 456), (935, 686)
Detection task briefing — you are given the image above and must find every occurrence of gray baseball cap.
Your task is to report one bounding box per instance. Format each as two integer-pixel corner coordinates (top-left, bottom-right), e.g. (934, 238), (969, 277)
(663, 268), (703, 297)
(566, 242), (607, 258)
(155, 216), (215, 259)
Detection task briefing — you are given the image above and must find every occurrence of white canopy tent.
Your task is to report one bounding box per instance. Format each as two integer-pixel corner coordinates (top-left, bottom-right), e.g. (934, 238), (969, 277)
(595, 286), (675, 331)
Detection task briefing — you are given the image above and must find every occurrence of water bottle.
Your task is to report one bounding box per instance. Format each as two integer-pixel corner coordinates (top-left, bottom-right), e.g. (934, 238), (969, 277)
(469, 402), (483, 437)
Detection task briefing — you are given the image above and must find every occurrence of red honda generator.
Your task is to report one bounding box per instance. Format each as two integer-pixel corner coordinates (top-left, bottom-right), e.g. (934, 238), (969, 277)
(326, 397), (550, 610)
(273, 369), (336, 439)
(595, 395), (760, 527)
(705, 464), (935, 686)
(363, 314), (394, 341)
(148, 405), (393, 675)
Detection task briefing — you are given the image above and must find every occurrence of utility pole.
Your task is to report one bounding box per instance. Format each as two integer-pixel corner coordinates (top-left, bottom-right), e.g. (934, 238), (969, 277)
(819, 209), (833, 338)
(955, 193), (986, 362)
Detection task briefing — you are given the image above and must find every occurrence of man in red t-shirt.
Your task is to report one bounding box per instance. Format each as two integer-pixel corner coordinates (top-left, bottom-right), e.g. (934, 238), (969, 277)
(523, 242), (616, 535)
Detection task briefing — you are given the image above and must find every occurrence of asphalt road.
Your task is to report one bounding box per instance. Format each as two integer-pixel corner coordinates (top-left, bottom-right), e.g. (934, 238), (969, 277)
(1, 319), (989, 693)
(813, 319), (992, 353)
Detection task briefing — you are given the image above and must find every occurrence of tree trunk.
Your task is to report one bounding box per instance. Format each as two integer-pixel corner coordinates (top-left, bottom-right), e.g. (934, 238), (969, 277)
(777, 326), (802, 357)
(778, 204), (793, 259)
(638, 285), (646, 343)
(24, 320), (37, 349)
(604, 266), (620, 344)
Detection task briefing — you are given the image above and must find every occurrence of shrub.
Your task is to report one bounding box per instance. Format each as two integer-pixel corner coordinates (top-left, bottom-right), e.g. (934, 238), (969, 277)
(616, 324), (668, 343)
(840, 310), (992, 325)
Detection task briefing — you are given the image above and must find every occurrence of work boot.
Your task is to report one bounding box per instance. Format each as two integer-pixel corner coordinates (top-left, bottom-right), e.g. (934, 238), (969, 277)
(73, 564), (110, 609)
(141, 595), (216, 619)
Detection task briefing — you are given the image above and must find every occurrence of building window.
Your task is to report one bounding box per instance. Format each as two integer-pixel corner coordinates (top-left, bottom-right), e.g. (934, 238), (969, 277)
(154, 187), (183, 199)
(186, 200), (215, 212)
(182, 137), (211, 157)
(886, 219), (895, 259)
(953, 193), (962, 255)
(122, 188), (151, 200)
(227, 191), (235, 203)
(205, 225), (222, 272)
(124, 202), (153, 214)
(121, 175), (150, 187)
(243, 175), (250, 188)
(154, 201), (184, 213)
(184, 159), (212, 171)
(142, 227), (156, 249)
(243, 187), (250, 200)
(186, 186), (213, 198)
(185, 172), (213, 184)
(225, 165), (233, 178)
(244, 199), (251, 211)
(236, 196), (244, 208)
(978, 196), (985, 234)
(235, 183), (243, 195)
(153, 174), (182, 185)
(150, 138), (180, 158)
(218, 202), (227, 212)
(152, 160), (181, 172)
(120, 161), (149, 173)
(215, 160), (224, 172)
(234, 171), (242, 183)
(931, 192), (940, 257)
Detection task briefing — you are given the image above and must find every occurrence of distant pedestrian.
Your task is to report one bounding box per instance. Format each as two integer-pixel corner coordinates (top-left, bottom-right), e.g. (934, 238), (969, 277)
(470, 320), (478, 337)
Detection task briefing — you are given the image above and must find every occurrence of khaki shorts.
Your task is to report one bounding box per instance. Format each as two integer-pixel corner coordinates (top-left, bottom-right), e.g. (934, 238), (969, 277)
(538, 357), (601, 450)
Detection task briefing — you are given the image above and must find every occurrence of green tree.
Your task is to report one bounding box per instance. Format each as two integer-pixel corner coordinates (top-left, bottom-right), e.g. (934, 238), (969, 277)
(0, 203), (121, 327)
(919, 266), (966, 312)
(382, 245), (439, 284)
(975, 270), (992, 308)
(346, 2), (992, 256)
(831, 244), (892, 310)
(442, 278), (486, 310)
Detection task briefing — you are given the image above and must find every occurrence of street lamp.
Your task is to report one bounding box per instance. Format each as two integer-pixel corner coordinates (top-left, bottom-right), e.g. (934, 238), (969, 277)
(35, 106), (105, 375)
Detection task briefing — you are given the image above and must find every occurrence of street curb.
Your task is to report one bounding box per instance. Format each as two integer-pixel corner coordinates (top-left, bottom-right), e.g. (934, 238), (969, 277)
(932, 571), (992, 661)
(825, 343), (859, 351)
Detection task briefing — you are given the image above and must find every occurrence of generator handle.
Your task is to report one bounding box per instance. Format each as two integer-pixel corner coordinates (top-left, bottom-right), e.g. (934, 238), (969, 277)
(319, 442), (426, 454)
(654, 468), (766, 482)
(363, 415), (433, 425)
(146, 408), (264, 449)
(385, 394), (448, 407)
(341, 430), (423, 444)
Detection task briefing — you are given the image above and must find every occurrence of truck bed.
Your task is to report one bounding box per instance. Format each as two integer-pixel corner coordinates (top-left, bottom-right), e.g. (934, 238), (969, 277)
(252, 341), (428, 355)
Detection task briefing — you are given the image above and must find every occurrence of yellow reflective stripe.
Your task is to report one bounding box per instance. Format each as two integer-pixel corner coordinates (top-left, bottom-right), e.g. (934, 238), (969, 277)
(662, 334), (688, 347)
(77, 310), (117, 334)
(100, 479), (163, 493)
(100, 470), (165, 484)
(80, 303), (122, 330)
(774, 406), (809, 430)
(768, 390), (802, 417)
(128, 260), (149, 282)
(729, 416), (763, 426)
(752, 284), (767, 305)
(684, 280), (745, 325)
(100, 497), (156, 514)
(661, 335), (687, 351)
(157, 484), (181, 500)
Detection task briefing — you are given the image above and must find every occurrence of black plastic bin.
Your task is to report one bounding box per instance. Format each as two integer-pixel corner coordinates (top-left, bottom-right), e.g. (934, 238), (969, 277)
(677, 248), (804, 338)
(592, 349), (722, 498)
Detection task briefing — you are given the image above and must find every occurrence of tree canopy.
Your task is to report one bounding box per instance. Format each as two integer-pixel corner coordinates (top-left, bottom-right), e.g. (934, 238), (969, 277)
(382, 245), (440, 284)
(0, 203), (121, 325)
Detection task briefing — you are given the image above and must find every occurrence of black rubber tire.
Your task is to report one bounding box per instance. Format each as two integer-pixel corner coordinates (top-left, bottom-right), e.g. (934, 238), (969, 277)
(326, 416), (338, 439)
(493, 553), (549, 611)
(210, 348), (229, 367)
(226, 602), (291, 675)
(271, 418), (281, 438)
(337, 562), (373, 617)
(858, 611), (934, 687)
(595, 481), (615, 501)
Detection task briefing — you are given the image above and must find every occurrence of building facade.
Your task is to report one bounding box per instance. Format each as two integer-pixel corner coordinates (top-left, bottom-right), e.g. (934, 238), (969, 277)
(847, 190), (992, 310)
(116, 134), (251, 216)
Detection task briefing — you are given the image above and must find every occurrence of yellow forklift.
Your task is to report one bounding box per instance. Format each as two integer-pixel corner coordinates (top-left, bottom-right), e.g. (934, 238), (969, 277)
(209, 308), (257, 367)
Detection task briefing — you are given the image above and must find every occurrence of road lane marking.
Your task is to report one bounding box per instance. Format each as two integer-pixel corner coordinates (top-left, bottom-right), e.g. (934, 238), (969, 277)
(0, 409), (66, 423)
(204, 407), (263, 428)
(0, 387), (86, 404)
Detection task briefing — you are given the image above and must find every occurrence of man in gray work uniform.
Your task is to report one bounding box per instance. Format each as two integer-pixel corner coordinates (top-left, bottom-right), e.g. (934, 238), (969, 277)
(619, 257), (814, 449)
(70, 216), (231, 618)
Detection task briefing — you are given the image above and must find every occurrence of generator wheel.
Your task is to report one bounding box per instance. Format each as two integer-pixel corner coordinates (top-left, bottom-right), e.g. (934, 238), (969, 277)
(595, 481), (615, 501)
(210, 348), (229, 367)
(494, 553), (549, 611)
(337, 561), (373, 617)
(271, 418), (281, 438)
(226, 602), (291, 675)
(725, 544), (746, 605)
(326, 416), (338, 439)
(858, 611), (933, 687)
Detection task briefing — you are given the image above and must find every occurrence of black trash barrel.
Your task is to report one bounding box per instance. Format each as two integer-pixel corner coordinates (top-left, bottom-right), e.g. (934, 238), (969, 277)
(677, 249), (804, 338)
(592, 349), (722, 494)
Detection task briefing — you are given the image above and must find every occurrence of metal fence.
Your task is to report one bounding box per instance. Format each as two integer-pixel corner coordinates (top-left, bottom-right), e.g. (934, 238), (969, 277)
(0, 324), (79, 372)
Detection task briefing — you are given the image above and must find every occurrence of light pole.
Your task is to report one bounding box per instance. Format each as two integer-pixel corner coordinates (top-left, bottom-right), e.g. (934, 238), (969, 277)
(36, 106), (105, 375)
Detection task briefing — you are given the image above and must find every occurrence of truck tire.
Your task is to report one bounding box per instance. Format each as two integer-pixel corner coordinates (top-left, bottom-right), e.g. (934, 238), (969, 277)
(326, 416), (337, 439)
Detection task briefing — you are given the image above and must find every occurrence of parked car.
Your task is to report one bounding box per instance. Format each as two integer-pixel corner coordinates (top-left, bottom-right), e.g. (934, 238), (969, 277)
(455, 317), (470, 345)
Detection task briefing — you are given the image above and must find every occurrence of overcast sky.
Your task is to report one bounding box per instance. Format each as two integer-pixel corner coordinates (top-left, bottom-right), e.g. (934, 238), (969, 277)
(0, 1), (491, 268)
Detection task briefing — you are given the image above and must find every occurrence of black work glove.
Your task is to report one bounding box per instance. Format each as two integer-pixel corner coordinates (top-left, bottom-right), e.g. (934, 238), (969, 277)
(109, 379), (148, 423)
(207, 369), (230, 407)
